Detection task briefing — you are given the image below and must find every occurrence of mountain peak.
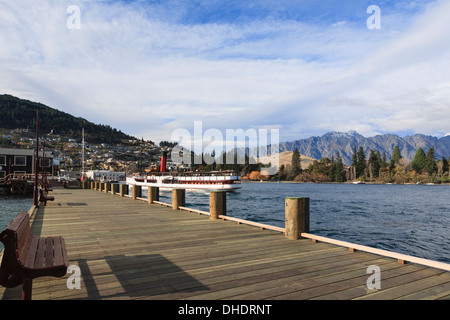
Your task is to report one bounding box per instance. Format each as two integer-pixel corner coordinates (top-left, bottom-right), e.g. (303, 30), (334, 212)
(323, 130), (362, 138)
(347, 130), (361, 136)
(279, 131), (449, 165)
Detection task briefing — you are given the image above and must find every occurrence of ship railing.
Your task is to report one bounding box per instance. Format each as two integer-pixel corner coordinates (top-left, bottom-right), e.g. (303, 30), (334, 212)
(144, 171), (240, 177)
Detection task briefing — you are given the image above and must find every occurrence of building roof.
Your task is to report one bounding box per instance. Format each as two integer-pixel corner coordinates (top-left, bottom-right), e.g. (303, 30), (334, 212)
(0, 148), (53, 158)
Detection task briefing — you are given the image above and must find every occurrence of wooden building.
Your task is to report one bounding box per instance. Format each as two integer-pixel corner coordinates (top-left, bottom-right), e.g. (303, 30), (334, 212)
(0, 148), (54, 178)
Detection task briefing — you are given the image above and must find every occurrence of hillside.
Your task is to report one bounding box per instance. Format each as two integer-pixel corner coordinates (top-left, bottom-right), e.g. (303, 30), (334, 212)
(279, 131), (450, 165)
(0, 94), (135, 144)
(258, 151), (316, 169)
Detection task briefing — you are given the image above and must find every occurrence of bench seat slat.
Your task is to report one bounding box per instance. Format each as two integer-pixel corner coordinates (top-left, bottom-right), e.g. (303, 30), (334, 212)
(45, 237), (54, 268)
(34, 238), (46, 269)
(24, 236), (40, 269)
(53, 237), (67, 266)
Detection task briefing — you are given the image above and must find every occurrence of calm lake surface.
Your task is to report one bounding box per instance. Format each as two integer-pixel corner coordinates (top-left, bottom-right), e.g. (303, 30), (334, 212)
(0, 195), (33, 252)
(1, 183), (449, 264)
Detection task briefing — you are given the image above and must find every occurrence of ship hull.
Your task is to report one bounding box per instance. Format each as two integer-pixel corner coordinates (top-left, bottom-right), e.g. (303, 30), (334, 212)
(126, 172), (241, 191)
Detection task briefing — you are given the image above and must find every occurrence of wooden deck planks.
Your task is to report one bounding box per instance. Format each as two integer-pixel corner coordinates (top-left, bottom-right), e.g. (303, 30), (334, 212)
(0, 187), (449, 300)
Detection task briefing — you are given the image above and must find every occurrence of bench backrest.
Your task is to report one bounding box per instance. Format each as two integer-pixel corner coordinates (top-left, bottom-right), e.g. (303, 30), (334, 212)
(0, 211), (32, 287)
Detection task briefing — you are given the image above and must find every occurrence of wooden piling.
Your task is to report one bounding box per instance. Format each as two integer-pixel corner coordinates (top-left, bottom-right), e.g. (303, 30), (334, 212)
(111, 183), (119, 195)
(132, 185), (142, 200)
(285, 197), (310, 240)
(120, 184), (128, 197)
(104, 182), (110, 193)
(209, 191), (226, 219)
(172, 189), (185, 210)
(148, 187), (159, 204)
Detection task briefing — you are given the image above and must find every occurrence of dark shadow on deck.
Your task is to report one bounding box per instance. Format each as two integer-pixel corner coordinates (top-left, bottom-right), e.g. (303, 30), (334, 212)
(78, 254), (209, 299)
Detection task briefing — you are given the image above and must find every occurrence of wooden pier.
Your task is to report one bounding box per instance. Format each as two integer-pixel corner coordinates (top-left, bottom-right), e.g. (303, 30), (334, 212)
(0, 185), (449, 300)
(0, 174), (35, 195)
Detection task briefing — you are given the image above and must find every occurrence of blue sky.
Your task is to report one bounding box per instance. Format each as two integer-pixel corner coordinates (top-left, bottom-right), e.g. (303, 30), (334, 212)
(1, 0), (449, 144)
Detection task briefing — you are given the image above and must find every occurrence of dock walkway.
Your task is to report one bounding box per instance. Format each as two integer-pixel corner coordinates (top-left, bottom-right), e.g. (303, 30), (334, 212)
(1, 188), (449, 300)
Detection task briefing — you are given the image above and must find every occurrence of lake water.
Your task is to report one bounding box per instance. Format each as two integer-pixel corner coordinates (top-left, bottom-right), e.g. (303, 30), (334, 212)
(1, 183), (449, 264)
(0, 195), (33, 252)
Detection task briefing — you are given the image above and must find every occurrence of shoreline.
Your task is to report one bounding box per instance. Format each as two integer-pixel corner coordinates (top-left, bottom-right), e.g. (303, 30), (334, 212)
(242, 180), (450, 186)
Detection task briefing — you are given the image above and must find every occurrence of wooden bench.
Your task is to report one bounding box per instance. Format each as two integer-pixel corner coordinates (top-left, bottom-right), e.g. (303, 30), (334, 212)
(40, 181), (53, 193)
(39, 188), (55, 206)
(0, 211), (69, 300)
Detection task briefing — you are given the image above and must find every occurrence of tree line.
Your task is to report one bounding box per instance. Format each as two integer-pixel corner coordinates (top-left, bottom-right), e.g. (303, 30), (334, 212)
(277, 146), (450, 184)
(276, 148), (346, 183)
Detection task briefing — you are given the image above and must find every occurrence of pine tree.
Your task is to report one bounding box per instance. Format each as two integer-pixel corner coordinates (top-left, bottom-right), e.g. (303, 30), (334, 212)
(334, 152), (345, 182)
(351, 145), (358, 180)
(330, 154), (336, 181)
(412, 148), (426, 173)
(443, 156), (449, 174)
(368, 149), (381, 179)
(424, 147), (437, 175)
(375, 150), (382, 177)
(381, 152), (388, 169)
(356, 146), (366, 178)
(291, 148), (302, 178)
(390, 145), (402, 168)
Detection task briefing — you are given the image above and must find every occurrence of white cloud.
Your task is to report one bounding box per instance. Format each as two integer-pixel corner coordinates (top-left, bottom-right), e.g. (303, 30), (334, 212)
(252, 0), (450, 139)
(0, 0), (449, 144)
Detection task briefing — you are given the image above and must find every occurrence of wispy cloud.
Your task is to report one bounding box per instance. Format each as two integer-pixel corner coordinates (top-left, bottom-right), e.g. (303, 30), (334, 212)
(251, 0), (450, 139)
(0, 0), (448, 143)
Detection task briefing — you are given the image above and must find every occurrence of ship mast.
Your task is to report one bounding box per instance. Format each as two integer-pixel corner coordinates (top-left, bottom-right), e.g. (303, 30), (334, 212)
(82, 127), (85, 179)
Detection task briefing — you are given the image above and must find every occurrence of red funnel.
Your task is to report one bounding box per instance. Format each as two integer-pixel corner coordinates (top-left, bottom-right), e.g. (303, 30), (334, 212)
(160, 151), (167, 172)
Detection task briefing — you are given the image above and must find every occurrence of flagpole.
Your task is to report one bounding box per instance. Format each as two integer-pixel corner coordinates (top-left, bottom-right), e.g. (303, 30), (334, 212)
(34, 111), (39, 206)
(82, 128), (85, 188)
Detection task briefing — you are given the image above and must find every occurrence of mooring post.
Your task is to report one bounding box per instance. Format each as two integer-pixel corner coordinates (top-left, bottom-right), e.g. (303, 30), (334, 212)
(285, 197), (310, 240)
(120, 184), (128, 197)
(132, 185), (142, 200)
(172, 189), (185, 210)
(148, 187), (159, 204)
(111, 183), (119, 195)
(104, 182), (110, 193)
(209, 191), (226, 219)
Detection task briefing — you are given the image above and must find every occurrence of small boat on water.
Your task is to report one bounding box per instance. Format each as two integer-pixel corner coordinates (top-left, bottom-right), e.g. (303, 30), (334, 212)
(353, 181), (365, 184)
(126, 151), (241, 191)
